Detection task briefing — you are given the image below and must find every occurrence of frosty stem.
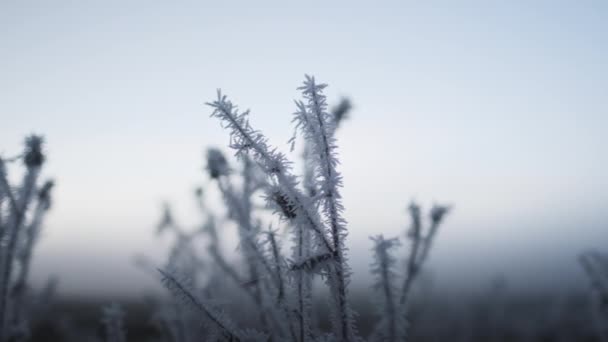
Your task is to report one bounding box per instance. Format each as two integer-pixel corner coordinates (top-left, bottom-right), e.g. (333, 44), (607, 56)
(0, 162), (40, 341)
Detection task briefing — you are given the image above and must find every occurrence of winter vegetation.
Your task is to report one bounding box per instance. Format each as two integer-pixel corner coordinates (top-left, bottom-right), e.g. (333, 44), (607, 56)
(1, 77), (606, 342)
(0, 136), (56, 341)
(131, 76), (449, 341)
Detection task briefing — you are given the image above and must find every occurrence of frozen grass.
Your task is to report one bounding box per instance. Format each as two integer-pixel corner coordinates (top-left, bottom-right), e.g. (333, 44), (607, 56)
(145, 77), (450, 341)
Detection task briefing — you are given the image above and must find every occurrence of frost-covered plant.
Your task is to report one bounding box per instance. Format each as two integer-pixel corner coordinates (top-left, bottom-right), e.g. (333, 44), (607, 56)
(141, 157), (272, 340)
(369, 235), (406, 342)
(366, 202), (449, 342)
(137, 196), (215, 341)
(148, 76), (448, 342)
(0, 136), (55, 341)
(400, 202), (450, 306)
(207, 76), (359, 341)
(158, 269), (253, 341)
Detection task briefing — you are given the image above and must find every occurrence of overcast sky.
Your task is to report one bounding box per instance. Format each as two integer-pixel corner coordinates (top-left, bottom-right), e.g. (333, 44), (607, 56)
(1, 1), (607, 297)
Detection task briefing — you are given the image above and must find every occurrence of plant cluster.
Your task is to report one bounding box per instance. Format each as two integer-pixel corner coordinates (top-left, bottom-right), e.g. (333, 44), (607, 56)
(144, 77), (450, 342)
(0, 136), (55, 341)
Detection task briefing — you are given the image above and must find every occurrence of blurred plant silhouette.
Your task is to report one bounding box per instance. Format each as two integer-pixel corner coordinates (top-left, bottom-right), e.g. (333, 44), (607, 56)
(0, 136), (55, 341)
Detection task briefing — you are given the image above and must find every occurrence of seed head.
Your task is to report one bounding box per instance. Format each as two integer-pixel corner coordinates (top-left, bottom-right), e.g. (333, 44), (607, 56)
(407, 201), (421, 238)
(430, 204), (450, 226)
(24, 135), (45, 168)
(205, 148), (229, 179)
(331, 97), (352, 128)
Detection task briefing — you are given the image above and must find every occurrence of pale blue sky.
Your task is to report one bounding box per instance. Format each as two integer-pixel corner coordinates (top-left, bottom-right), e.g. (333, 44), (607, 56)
(1, 1), (607, 296)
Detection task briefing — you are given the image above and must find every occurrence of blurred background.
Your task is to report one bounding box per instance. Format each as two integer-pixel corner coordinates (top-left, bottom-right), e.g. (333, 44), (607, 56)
(1, 1), (607, 303)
